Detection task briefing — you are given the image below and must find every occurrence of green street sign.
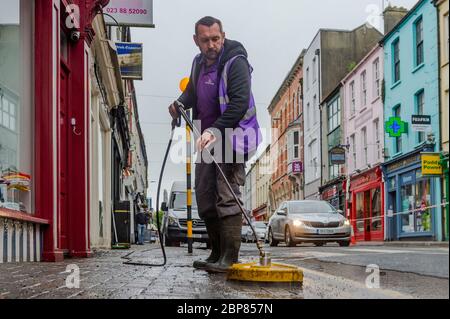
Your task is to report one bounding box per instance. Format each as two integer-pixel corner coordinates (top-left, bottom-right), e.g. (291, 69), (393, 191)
(385, 117), (407, 138)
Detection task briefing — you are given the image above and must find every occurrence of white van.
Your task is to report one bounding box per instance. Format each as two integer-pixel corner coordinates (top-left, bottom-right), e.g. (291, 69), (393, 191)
(161, 181), (208, 246)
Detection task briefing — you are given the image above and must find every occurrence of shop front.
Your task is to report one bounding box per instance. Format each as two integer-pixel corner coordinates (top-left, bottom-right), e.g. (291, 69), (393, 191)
(441, 152), (449, 241)
(320, 177), (345, 212)
(383, 148), (443, 241)
(253, 204), (268, 222)
(346, 167), (384, 242)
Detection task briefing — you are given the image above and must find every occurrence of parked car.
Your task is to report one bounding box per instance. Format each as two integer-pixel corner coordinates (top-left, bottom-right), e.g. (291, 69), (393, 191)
(245, 221), (267, 243)
(241, 224), (250, 242)
(161, 181), (208, 247)
(267, 200), (351, 247)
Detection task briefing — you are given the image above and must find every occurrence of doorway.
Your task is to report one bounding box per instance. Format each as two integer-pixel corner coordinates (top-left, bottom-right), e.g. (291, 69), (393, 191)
(57, 27), (70, 251)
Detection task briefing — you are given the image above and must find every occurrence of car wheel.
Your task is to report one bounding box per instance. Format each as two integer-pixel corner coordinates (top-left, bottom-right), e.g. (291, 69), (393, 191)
(339, 240), (351, 247)
(285, 226), (296, 247)
(269, 228), (279, 247)
(314, 242), (324, 247)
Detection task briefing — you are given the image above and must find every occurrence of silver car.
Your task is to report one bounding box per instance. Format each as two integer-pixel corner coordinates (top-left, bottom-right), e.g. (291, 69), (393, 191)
(267, 200), (351, 247)
(245, 221), (267, 243)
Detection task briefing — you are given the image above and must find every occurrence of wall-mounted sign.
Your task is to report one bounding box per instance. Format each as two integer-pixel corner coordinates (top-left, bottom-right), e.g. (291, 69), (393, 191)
(104, 0), (154, 28)
(385, 117), (407, 137)
(330, 147), (346, 165)
(116, 42), (143, 80)
(421, 152), (443, 176)
(411, 115), (431, 132)
(292, 161), (303, 173)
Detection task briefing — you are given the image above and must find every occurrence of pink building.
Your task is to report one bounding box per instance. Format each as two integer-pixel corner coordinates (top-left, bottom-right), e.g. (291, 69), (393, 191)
(341, 44), (385, 242)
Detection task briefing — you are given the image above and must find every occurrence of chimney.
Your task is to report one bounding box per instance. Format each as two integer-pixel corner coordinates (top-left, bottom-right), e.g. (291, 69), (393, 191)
(383, 5), (408, 34)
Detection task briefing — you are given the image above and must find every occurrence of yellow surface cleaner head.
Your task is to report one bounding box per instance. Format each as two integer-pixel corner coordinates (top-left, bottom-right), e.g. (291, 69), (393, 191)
(227, 254), (303, 286)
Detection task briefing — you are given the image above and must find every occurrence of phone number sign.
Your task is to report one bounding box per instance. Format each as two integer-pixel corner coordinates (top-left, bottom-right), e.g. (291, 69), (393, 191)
(104, 0), (154, 28)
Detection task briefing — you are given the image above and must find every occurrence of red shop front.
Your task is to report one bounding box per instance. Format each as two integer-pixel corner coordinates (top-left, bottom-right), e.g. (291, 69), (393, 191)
(35, 0), (109, 261)
(346, 167), (384, 242)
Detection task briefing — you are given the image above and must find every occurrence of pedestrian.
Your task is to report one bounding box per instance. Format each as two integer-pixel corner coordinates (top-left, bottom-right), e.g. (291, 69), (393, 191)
(169, 16), (261, 273)
(136, 210), (149, 245)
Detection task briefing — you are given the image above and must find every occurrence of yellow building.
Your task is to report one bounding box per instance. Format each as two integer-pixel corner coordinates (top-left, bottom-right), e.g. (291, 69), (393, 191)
(435, 0), (449, 240)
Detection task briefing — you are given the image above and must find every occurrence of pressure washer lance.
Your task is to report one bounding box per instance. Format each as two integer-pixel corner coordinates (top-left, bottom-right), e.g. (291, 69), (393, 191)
(173, 101), (270, 267)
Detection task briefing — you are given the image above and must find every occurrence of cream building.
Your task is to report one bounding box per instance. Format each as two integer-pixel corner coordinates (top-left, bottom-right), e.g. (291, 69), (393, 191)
(89, 15), (124, 249)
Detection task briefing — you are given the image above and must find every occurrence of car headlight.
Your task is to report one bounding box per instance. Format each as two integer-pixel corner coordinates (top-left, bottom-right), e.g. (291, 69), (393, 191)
(341, 219), (350, 226)
(168, 216), (178, 226)
(293, 220), (304, 227)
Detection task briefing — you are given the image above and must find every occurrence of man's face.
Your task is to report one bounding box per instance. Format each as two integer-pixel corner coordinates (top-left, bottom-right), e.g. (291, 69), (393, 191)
(194, 23), (225, 64)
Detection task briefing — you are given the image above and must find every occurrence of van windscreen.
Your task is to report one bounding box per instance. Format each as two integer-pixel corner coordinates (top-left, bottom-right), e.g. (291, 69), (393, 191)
(171, 192), (198, 210)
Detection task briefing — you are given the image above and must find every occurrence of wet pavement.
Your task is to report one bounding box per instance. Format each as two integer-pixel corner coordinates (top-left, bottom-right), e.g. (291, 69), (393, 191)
(0, 243), (448, 299)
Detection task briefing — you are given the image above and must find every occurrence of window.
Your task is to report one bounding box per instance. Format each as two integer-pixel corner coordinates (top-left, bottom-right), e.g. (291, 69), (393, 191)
(313, 157), (318, 179)
(350, 81), (356, 115)
(400, 172), (431, 233)
(313, 57), (317, 83)
(292, 93), (296, 119)
(362, 127), (368, 166)
(373, 59), (380, 98)
(374, 118), (381, 160)
(394, 105), (402, 153)
(361, 71), (367, 106)
(313, 95), (317, 124)
(306, 67), (310, 90)
(416, 90), (425, 143)
(306, 103), (310, 129)
(293, 131), (299, 159)
(371, 188), (382, 231)
(393, 39), (401, 83)
(327, 96), (340, 133)
(0, 0), (34, 213)
(415, 17), (424, 66)
(351, 134), (356, 170)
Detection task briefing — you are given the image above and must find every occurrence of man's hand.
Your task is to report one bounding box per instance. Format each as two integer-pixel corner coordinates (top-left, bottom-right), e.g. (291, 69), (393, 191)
(196, 130), (217, 151)
(168, 102), (180, 120)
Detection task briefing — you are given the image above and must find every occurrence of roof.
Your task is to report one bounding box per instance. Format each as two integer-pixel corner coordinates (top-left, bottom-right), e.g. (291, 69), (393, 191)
(267, 49), (306, 113)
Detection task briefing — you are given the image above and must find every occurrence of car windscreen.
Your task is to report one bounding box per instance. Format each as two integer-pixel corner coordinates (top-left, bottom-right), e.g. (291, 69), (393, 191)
(289, 201), (336, 214)
(170, 192), (198, 210)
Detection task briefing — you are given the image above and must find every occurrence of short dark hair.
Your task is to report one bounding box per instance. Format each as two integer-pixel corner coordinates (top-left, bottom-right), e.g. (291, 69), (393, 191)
(195, 16), (223, 35)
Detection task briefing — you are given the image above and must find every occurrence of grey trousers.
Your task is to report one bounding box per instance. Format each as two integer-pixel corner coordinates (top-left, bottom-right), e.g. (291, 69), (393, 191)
(195, 162), (246, 220)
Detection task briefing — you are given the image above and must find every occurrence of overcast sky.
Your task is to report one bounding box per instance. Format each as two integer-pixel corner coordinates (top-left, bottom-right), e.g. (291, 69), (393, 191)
(130, 0), (418, 208)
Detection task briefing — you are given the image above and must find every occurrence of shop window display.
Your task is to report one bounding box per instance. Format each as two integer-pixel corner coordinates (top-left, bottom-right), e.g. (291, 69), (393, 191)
(400, 170), (432, 234)
(371, 188), (382, 231)
(356, 192), (364, 232)
(0, 0), (33, 212)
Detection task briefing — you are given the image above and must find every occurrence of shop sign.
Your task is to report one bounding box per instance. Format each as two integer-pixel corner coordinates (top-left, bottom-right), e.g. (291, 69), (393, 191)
(385, 117), (407, 138)
(292, 161), (303, 173)
(322, 185), (337, 200)
(421, 153), (443, 176)
(351, 170), (379, 190)
(411, 115), (431, 132)
(386, 154), (421, 173)
(330, 146), (346, 165)
(116, 42), (143, 80)
(104, 0), (154, 28)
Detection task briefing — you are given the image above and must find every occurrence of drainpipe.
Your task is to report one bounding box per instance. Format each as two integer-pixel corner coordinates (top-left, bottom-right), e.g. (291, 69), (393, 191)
(316, 48), (323, 197)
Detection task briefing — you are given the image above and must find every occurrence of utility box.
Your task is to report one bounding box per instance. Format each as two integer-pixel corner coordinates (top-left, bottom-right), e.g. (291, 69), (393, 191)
(112, 201), (131, 248)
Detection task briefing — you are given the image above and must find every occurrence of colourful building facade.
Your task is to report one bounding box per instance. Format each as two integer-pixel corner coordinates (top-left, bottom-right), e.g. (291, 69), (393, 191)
(382, 0), (443, 241)
(342, 44), (385, 242)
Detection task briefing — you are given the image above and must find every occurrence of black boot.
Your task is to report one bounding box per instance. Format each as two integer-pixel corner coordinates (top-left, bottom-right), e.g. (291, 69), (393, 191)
(193, 217), (221, 269)
(204, 214), (242, 273)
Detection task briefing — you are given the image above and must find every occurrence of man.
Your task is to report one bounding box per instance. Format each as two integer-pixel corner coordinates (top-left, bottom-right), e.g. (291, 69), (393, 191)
(136, 210), (149, 245)
(169, 16), (261, 273)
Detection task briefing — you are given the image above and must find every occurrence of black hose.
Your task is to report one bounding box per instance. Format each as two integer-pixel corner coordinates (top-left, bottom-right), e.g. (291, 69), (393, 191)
(122, 119), (180, 266)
